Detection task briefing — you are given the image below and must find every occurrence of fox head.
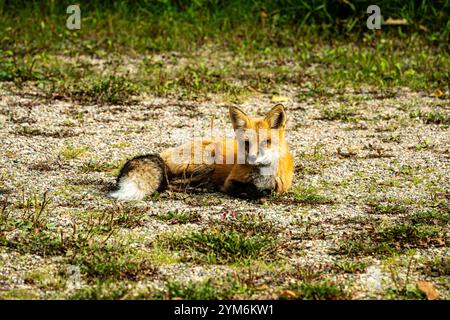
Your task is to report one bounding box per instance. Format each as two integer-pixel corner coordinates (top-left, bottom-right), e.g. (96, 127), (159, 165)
(229, 104), (286, 167)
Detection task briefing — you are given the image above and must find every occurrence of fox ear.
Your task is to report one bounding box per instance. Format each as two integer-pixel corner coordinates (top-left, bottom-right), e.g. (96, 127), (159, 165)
(265, 104), (286, 129)
(229, 106), (250, 130)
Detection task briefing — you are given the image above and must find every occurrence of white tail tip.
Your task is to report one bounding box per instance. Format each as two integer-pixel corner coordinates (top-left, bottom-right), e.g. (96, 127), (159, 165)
(110, 179), (146, 201)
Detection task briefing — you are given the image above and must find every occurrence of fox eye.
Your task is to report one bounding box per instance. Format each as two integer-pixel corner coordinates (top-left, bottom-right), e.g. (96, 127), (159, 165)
(261, 139), (271, 147)
(244, 139), (250, 151)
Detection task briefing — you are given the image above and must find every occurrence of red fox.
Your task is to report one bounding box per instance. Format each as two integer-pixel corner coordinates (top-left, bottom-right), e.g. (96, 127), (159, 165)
(110, 104), (294, 200)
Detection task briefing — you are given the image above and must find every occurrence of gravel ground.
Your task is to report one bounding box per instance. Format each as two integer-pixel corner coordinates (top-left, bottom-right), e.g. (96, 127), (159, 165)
(0, 81), (448, 299)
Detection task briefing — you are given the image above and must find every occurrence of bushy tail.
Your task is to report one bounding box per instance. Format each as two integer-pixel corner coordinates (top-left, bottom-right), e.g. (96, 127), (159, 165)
(110, 154), (168, 201)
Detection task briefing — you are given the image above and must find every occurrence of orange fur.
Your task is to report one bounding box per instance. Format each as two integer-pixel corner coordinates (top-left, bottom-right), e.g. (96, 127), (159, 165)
(160, 104), (294, 196)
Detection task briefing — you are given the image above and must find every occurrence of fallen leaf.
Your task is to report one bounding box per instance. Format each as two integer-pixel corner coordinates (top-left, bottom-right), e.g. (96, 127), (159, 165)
(417, 281), (439, 300)
(271, 95), (289, 103)
(384, 18), (409, 26)
(256, 284), (269, 291)
(419, 25), (429, 32)
(430, 89), (444, 97)
(279, 289), (297, 299)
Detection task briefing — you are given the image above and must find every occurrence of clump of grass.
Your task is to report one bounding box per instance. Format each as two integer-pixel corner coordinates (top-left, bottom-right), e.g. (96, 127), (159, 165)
(294, 143), (334, 176)
(24, 268), (63, 290)
(414, 138), (434, 151)
(367, 202), (408, 215)
(333, 239), (394, 257)
(385, 286), (425, 300)
(70, 242), (157, 281)
(112, 142), (131, 148)
(334, 221), (446, 257)
(291, 185), (334, 205)
(157, 280), (220, 299)
(221, 212), (279, 237)
(378, 223), (443, 244)
(380, 133), (401, 143)
(16, 126), (78, 138)
(59, 145), (88, 159)
(158, 210), (200, 224)
(144, 63), (247, 98)
(79, 160), (117, 173)
(334, 260), (367, 274)
(0, 288), (40, 299)
(410, 209), (449, 225)
(154, 278), (249, 300)
(14, 191), (52, 229)
(422, 111), (450, 125)
(1, 196), (155, 281)
(58, 75), (140, 105)
(319, 104), (358, 122)
(162, 228), (276, 264)
(0, 52), (47, 85)
(69, 280), (132, 300)
(0, 192), (66, 256)
(110, 206), (149, 228)
(15, 126), (45, 136)
(285, 281), (348, 300)
(422, 256), (450, 277)
(410, 110), (450, 125)
(78, 205), (149, 233)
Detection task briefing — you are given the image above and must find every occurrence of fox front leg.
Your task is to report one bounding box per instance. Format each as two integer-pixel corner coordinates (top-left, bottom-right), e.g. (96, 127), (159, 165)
(224, 180), (270, 199)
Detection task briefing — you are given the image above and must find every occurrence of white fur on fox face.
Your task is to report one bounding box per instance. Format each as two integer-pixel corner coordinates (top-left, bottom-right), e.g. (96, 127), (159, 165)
(253, 149), (278, 189)
(254, 149), (279, 176)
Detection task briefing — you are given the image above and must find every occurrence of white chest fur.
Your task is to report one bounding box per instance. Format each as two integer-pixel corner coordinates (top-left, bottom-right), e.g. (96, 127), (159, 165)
(252, 149), (279, 190)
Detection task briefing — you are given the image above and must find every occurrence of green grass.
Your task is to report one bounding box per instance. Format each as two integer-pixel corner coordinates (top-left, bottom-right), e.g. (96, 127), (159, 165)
(162, 228), (276, 264)
(320, 104), (359, 122)
(158, 210), (200, 224)
(0, 288), (40, 300)
(71, 206), (150, 233)
(334, 260), (367, 274)
(57, 75), (140, 105)
(290, 185), (334, 205)
(377, 223), (443, 244)
(16, 126), (78, 138)
(410, 209), (450, 225)
(367, 202), (408, 215)
(380, 133), (401, 143)
(385, 286), (425, 300)
(1, 1), (449, 53)
(59, 145), (89, 160)
(69, 242), (157, 281)
(24, 268), (63, 290)
(157, 280), (222, 299)
(0, 195), (156, 281)
(79, 160), (118, 173)
(69, 280), (133, 300)
(423, 256), (450, 277)
(1, 38), (448, 102)
(0, 193), (67, 256)
(154, 278), (253, 300)
(286, 281), (348, 300)
(1, 2), (449, 100)
(334, 221), (446, 257)
(410, 110), (450, 125)
(414, 138), (434, 151)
